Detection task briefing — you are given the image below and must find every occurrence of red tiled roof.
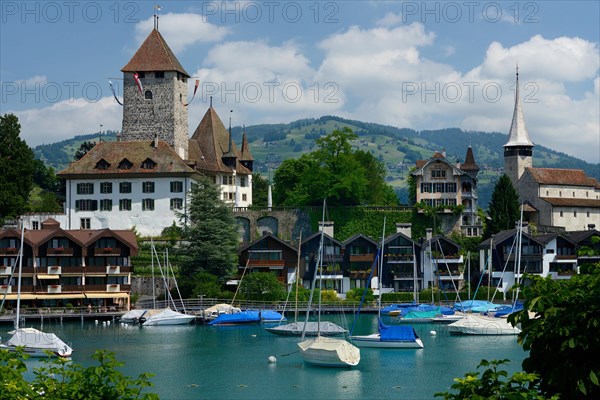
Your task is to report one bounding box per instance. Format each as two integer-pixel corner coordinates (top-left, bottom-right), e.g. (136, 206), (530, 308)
(121, 29), (189, 77)
(58, 141), (199, 177)
(526, 168), (600, 188)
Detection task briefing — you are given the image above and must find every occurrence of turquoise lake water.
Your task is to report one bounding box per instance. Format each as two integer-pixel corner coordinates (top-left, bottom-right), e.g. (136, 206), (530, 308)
(2, 314), (527, 400)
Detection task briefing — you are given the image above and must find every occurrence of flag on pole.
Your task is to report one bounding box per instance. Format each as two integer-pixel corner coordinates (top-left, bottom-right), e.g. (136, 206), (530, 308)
(108, 80), (123, 106)
(184, 80), (200, 106)
(134, 72), (144, 96)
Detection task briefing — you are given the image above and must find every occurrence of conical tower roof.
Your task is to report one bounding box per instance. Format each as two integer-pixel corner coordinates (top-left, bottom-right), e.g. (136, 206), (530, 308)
(461, 146), (479, 172)
(121, 29), (189, 77)
(240, 129), (254, 161)
(190, 107), (239, 173)
(504, 69), (534, 148)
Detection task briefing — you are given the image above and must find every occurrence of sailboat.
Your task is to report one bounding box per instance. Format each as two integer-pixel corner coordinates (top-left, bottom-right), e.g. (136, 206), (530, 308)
(265, 230), (347, 337)
(0, 225), (73, 357)
(297, 201), (360, 367)
(140, 245), (194, 326)
(350, 218), (424, 349)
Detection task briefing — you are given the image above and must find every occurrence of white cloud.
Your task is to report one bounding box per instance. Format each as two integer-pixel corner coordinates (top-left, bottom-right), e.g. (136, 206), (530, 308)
(11, 97), (121, 147)
(15, 75), (48, 86)
(134, 13), (230, 53)
(376, 12), (403, 27)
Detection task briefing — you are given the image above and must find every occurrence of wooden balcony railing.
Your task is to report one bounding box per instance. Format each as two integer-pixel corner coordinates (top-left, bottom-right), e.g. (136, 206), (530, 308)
(47, 247), (74, 256)
(349, 254), (374, 262)
(248, 260), (285, 267)
(94, 248), (122, 256)
(0, 247), (18, 256)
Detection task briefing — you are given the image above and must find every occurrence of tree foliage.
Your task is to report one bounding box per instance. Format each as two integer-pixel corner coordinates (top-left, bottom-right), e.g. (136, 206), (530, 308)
(0, 114), (35, 219)
(435, 359), (557, 400)
(251, 174), (269, 207)
(508, 269), (600, 399)
(74, 140), (97, 160)
(485, 174), (520, 238)
(273, 128), (398, 206)
(179, 175), (238, 280)
(0, 349), (158, 400)
(239, 271), (286, 301)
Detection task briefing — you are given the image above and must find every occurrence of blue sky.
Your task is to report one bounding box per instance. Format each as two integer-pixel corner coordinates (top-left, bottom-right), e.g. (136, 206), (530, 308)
(1, 1), (599, 163)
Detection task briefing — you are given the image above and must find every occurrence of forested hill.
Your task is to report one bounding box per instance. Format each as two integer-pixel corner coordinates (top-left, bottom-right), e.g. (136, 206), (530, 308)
(33, 117), (598, 207)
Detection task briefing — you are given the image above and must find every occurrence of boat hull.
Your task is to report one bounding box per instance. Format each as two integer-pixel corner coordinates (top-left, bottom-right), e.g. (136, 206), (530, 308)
(265, 321), (347, 337)
(447, 314), (521, 335)
(350, 334), (424, 349)
(298, 337), (360, 367)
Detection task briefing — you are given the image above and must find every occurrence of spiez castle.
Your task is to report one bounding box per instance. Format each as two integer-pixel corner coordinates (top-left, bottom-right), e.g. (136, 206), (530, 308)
(47, 25), (254, 236)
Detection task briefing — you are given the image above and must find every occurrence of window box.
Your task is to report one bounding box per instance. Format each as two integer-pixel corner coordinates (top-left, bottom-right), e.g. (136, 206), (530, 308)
(51, 285), (59, 288)
(104, 247), (113, 253)
(5, 247), (17, 253)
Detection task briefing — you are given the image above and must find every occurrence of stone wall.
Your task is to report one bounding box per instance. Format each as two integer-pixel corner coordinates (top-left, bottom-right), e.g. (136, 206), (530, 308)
(234, 209), (313, 243)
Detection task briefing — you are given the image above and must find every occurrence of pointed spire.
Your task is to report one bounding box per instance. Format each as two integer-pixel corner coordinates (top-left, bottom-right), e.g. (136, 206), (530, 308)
(222, 109), (237, 161)
(461, 146), (479, 172)
(240, 125), (254, 162)
(504, 66), (534, 148)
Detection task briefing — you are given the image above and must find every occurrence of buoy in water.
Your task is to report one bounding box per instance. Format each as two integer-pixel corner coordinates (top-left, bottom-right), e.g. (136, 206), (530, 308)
(429, 330), (437, 335)
(268, 356), (277, 363)
(94, 320), (99, 324)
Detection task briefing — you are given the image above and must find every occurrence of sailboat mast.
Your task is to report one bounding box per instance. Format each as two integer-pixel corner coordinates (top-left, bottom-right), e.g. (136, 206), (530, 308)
(294, 230), (302, 322)
(412, 241), (417, 304)
(15, 223), (25, 330)
(151, 239), (156, 309)
(377, 218), (386, 319)
(514, 204), (524, 303)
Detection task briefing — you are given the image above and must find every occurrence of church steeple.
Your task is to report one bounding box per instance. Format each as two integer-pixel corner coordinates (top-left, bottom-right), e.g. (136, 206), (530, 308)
(503, 66), (534, 188)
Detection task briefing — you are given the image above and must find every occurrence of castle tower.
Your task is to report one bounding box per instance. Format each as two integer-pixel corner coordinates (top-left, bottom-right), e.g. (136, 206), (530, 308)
(121, 26), (190, 159)
(503, 68), (534, 188)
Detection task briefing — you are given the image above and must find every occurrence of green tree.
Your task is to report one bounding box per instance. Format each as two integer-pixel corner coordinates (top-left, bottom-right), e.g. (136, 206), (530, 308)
(239, 271), (286, 301)
(179, 175), (238, 279)
(485, 174), (520, 238)
(251, 174), (269, 207)
(508, 269), (600, 399)
(406, 167), (417, 206)
(74, 140), (97, 160)
(176, 271), (224, 299)
(1, 349), (158, 400)
(0, 114), (35, 220)
(273, 128), (397, 206)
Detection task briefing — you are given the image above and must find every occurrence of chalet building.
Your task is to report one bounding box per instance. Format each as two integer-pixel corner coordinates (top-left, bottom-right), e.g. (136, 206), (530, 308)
(47, 25), (253, 236)
(301, 223), (344, 293)
(478, 227), (600, 297)
(238, 233), (298, 287)
(421, 230), (464, 291)
(342, 234), (378, 290)
(382, 224), (422, 293)
(412, 147), (482, 236)
(0, 219), (136, 310)
(503, 70), (600, 231)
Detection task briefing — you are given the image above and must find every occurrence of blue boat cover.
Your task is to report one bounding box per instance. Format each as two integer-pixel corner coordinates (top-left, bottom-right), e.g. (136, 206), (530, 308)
(378, 319), (417, 341)
(208, 310), (286, 325)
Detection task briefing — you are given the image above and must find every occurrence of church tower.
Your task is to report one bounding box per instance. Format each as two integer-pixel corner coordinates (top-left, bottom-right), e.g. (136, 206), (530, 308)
(503, 68), (534, 188)
(120, 20), (190, 159)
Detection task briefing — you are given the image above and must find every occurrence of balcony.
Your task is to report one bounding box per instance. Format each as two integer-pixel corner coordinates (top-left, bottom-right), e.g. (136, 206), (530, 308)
(349, 254), (374, 262)
(0, 266), (12, 275)
(0, 285), (11, 294)
(85, 266), (109, 274)
(85, 284), (131, 292)
(61, 284), (85, 292)
(47, 266), (62, 274)
(48, 284), (62, 293)
(47, 247), (74, 256)
(386, 254), (414, 263)
(248, 260), (285, 268)
(106, 284), (121, 292)
(94, 247), (122, 256)
(0, 247), (18, 256)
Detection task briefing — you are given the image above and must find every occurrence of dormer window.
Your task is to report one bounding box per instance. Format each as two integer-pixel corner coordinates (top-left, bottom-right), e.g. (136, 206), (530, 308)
(118, 159), (133, 170)
(141, 158), (156, 169)
(95, 159), (110, 170)
(155, 71), (164, 79)
(145, 90), (153, 100)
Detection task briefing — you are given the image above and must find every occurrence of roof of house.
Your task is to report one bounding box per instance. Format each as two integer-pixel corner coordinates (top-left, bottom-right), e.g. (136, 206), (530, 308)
(342, 233), (378, 247)
(541, 197), (600, 207)
(121, 29), (189, 77)
(525, 167), (600, 188)
(58, 140), (198, 177)
(239, 233), (296, 253)
(189, 107), (251, 175)
(413, 152), (464, 177)
(565, 230), (600, 244)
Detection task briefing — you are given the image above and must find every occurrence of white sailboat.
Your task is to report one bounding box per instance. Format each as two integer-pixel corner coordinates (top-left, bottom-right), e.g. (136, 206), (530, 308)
(351, 218), (424, 349)
(141, 245), (194, 326)
(297, 201), (360, 367)
(0, 224), (73, 357)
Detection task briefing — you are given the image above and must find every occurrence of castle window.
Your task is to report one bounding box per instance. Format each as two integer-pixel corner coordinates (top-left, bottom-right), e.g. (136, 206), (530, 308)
(573, 192), (575, 197)
(119, 182), (132, 193)
(100, 199), (112, 211)
(574, 211), (577, 217)
(180, 94), (182, 102)
(141, 158), (156, 169)
(559, 191), (562, 197)
(145, 90), (153, 100)
(170, 198), (183, 210)
(242, 194), (247, 202)
(95, 159), (110, 170)
(586, 191), (589, 197)
(587, 212), (590, 217)
(546, 190), (549, 196)
(100, 182), (112, 194)
(77, 183), (94, 195)
(80, 218), (91, 229)
(240, 177), (247, 187)
(118, 159), (133, 170)
(155, 71), (164, 79)
(75, 199), (97, 211)
(170, 181), (183, 193)
(142, 181), (155, 193)
(560, 211), (563, 217)
(142, 198), (155, 211)
(119, 199), (132, 211)
(137, 72), (145, 78)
